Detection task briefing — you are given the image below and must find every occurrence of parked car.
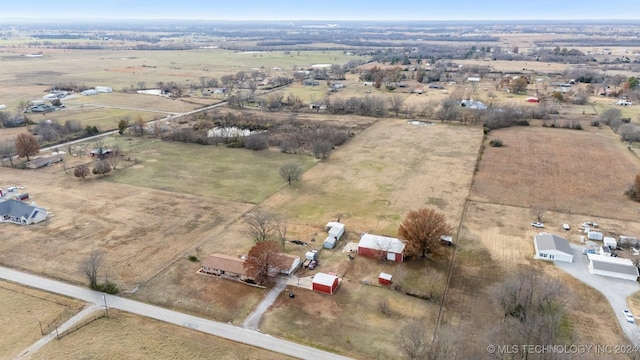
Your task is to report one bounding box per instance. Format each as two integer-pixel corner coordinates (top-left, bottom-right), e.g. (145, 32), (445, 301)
(531, 222), (545, 228)
(582, 221), (598, 228)
(562, 224), (571, 230)
(308, 260), (318, 270)
(624, 309), (635, 323)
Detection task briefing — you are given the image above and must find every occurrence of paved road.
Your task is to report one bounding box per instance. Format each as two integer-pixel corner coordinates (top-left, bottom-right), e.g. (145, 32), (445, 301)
(555, 244), (640, 344)
(242, 276), (287, 330)
(0, 266), (352, 360)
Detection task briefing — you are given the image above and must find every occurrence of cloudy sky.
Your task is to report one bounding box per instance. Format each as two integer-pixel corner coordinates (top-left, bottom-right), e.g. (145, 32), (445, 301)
(2, 0), (639, 20)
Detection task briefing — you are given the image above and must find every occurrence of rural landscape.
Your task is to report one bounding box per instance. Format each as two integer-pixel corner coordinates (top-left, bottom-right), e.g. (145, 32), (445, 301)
(2, 12), (640, 360)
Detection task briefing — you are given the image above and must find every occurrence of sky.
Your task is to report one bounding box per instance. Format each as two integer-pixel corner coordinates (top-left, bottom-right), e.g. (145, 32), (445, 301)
(1, 0), (640, 21)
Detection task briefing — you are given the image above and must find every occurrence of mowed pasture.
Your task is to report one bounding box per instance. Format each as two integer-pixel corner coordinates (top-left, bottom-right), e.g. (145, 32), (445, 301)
(31, 310), (293, 360)
(0, 281), (84, 359)
(0, 165), (252, 290)
(262, 119), (483, 236)
(472, 124), (640, 221)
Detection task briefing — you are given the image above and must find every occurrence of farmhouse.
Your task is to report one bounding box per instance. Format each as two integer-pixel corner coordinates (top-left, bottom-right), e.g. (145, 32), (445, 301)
(323, 221), (345, 249)
(533, 233), (573, 263)
(95, 86), (113, 93)
(201, 254), (253, 282)
(587, 253), (639, 281)
(0, 199), (47, 225)
(312, 272), (339, 294)
(81, 89), (98, 96)
(357, 233), (406, 262)
(26, 155), (63, 169)
(274, 253), (301, 275)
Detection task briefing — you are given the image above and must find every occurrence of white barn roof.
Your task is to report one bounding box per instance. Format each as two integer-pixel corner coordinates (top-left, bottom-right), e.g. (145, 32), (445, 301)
(358, 234), (406, 253)
(313, 272), (338, 286)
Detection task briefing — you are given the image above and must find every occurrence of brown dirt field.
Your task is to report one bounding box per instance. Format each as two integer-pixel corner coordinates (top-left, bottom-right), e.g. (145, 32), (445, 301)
(0, 166), (252, 290)
(31, 310), (294, 360)
(261, 119), (483, 236)
(471, 125), (640, 221)
(0, 281), (84, 359)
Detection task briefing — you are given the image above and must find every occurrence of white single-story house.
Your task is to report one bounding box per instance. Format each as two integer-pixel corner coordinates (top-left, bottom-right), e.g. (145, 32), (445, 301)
(0, 199), (47, 225)
(587, 253), (639, 281)
(323, 221), (345, 249)
(81, 89), (98, 96)
(95, 86), (113, 93)
(357, 233), (406, 262)
(533, 233), (573, 263)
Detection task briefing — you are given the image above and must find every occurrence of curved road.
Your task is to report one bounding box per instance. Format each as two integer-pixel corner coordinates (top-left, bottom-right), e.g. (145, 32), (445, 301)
(0, 266), (352, 360)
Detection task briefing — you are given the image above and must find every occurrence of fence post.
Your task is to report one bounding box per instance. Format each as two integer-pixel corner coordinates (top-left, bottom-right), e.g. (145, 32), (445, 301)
(39, 321), (44, 335)
(55, 326), (59, 340)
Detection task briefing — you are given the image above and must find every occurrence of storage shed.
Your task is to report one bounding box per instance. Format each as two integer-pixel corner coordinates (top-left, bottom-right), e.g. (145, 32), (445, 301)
(323, 221), (345, 249)
(312, 273), (339, 295)
(357, 233), (406, 262)
(588, 231), (604, 241)
(378, 272), (392, 285)
(603, 237), (617, 249)
(587, 254), (639, 281)
(533, 233), (573, 263)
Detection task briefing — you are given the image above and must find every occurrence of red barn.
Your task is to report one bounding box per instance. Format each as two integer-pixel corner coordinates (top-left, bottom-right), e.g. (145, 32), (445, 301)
(357, 233), (406, 262)
(312, 273), (339, 295)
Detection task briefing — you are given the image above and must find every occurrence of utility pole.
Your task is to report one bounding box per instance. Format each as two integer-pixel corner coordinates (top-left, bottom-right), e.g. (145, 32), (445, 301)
(103, 294), (109, 318)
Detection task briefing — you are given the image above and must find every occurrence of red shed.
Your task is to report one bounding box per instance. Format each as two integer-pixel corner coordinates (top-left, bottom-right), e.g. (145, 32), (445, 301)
(312, 273), (339, 295)
(357, 233), (406, 262)
(379, 272), (392, 285)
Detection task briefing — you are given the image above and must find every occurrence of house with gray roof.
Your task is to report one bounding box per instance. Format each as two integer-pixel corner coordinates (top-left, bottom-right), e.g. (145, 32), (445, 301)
(0, 199), (47, 225)
(587, 253), (639, 281)
(534, 233), (573, 263)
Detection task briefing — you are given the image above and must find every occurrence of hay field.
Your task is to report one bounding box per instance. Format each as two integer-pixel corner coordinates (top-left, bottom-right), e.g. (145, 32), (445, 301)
(471, 125), (640, 221)
(0, 281), (84, 359)
(0, 166), (252, 289)
(262, 119), (483, 236)
(31, 310), (293, 360)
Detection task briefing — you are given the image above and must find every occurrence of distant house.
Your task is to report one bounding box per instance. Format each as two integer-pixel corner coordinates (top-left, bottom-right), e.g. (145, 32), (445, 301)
(413, 87), (424, 94)
(533, 233), (573, 263)
(459, 99), (487, 110)
(303, 80), (320, 86)
(26, 155), (63, 169)
(201, 254), (253, 282)
(89, 148), (113, 158)
(95, 86), (113, 93)
(357, 233), (406, 262)
(0, 199), (47, 225)
(323, 221), (345, 249)
(312, 272), (339, 294)
(587, 253), (639, 281)
(81, 89), (98, 96)
(466, 77), (481, 82)
(213, 88), (228, 95)
(274, 253), (301, 275)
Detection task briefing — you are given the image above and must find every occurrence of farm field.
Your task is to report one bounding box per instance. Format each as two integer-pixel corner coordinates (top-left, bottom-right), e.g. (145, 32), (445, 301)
(31, 310), (294, 360)
(0, 165), (252, 289)
(472, 124), (640, 221)
(0, 281), (84, 360)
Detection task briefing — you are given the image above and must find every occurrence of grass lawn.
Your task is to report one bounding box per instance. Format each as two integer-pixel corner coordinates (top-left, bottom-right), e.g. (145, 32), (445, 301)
(104, 137), (317, 203)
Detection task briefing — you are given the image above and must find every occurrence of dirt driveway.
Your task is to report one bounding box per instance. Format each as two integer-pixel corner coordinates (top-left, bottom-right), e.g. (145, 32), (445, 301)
(555, 244), (640, 344)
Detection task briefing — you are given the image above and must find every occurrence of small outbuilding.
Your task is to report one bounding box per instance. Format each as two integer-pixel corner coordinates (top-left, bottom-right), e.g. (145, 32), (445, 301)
(587, 253), (639, 281)
(312, 272), (339, 295)
(323, 221), (345, 249)
(588, 231), (604, 241)
(533, 233), (573, 263)
(378, 272), (392, 285)
(274, 253), (301, 275)
(603, 237), (617, 249)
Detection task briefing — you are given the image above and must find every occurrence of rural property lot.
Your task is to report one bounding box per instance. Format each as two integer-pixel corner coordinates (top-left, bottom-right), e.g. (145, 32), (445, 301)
(0, 166), (252, 289)
(0, 281), (83, 359)
(32, 310), (294, 360)
(472, 125), (640, 221)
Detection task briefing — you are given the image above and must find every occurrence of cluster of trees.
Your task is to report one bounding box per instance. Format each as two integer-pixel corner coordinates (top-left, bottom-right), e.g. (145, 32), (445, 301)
(80, 249), (118, 294)
(242, 211), (290, 285)
(0, 110), (26, 128)
(29, 119), (87, 144)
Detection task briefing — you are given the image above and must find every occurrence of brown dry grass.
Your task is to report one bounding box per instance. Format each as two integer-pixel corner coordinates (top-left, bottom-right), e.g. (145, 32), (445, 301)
(0, 166), (252, 290)
(472, 124), (640, 221)
(0, 281), (84, 359)
(31, 310), (293, 360)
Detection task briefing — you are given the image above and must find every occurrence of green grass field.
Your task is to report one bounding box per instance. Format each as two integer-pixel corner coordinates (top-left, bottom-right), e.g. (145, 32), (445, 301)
(102, 137), (318, 203)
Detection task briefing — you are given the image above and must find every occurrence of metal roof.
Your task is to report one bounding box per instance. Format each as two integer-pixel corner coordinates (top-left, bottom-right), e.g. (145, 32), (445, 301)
(358, 233), (406, 254)
(534, 233), (572, 254)
(588, 254), (639, 277)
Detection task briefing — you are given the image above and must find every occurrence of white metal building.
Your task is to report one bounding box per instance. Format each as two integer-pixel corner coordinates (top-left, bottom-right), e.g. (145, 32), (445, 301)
(533, 233), (573, 263)
(587, 254), (639, 281)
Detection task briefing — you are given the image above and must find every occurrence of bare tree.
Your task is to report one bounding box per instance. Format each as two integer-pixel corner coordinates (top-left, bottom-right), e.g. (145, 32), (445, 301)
(311, 139), (333, 160)
(14, 133), (40, 161)
(396, 319), (428, 359)
(389, 95), (406, 117)
(275, 217), (288, 250)
(92, 160), (112, 176)
(598, 107), (622, 126)
(436, 98), (459, 122)
(398, 208), (452, 258)
(244, 240), (282, 285)
(244, 211), (276, 243)
(80, 249), (104, 289)
(74, 164), (90, 178)
(0, 140), (16, 167)
(279, 162), (303, 185)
